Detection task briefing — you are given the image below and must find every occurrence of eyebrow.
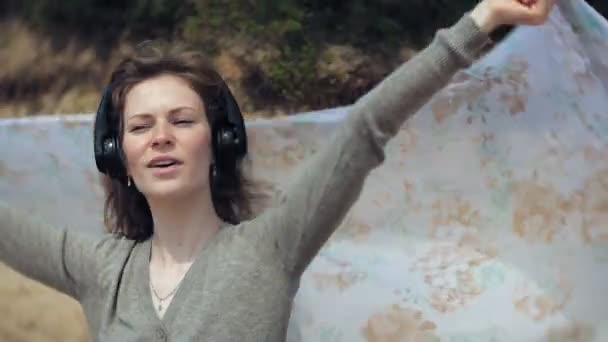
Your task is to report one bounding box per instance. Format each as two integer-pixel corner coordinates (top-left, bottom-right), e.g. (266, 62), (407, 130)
(127, 107), (197, 121)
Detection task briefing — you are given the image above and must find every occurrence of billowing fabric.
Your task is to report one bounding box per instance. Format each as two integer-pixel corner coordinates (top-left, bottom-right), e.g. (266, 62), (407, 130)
(1, 0), (607, 340)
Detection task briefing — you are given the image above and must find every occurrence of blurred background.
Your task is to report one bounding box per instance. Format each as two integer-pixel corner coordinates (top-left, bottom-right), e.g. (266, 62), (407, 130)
(1, 0), (605, 119)
(0, 1), (607, 341)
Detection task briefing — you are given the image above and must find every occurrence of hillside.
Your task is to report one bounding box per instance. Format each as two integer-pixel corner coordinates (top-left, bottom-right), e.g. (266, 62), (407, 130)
(2, 0), (603, 119)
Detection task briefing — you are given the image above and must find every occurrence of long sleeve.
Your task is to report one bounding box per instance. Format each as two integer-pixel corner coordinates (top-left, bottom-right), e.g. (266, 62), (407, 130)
(248, 14), (492, 276)
(0, 202), (109, 300)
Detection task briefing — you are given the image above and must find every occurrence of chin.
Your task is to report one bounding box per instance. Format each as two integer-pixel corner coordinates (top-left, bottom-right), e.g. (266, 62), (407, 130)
(142, 179), (199, 201)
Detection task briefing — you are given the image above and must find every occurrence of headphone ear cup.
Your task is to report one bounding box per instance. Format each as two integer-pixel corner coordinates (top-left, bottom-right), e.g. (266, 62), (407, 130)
(94, 86), (127, 182)
(220, 84), (247, 157)
(105, 136), (125, 180)
(219, 126), (236, 147)
(213, 124), (237, 169)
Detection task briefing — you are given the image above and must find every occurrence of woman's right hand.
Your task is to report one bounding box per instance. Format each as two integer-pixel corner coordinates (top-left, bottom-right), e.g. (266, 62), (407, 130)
(470, 0), (557, 33)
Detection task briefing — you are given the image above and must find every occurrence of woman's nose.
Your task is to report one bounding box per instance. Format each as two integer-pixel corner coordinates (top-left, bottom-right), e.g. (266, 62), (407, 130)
(151, 123), (175, 147)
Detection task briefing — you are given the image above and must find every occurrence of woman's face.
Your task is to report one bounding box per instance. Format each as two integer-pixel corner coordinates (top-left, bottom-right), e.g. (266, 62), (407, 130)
(121, 74), (212, 200)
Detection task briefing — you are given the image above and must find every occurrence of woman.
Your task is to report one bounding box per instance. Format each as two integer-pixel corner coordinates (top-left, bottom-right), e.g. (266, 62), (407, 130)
(0, 0), (555, 340)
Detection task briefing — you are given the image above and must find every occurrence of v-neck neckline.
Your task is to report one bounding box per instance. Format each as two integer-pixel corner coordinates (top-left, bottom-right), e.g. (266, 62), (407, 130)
(136, 226), (227, 326)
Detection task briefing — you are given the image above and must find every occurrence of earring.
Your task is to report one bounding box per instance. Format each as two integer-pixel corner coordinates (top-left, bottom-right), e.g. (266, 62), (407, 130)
(127, 176), (132, 187)
(210, 164), (217, 180)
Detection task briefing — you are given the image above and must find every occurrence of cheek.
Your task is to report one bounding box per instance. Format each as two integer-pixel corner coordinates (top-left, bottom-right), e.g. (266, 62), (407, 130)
(121, 136), (146, 171)
(190, 127), (213, 165)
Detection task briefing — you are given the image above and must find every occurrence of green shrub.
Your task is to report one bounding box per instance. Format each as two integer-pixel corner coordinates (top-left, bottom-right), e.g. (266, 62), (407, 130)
(4, 0), (607, 108)
(5, 0), (190, 37)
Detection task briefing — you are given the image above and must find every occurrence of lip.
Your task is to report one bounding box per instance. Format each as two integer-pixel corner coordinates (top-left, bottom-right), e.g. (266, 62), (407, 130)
(147, 155), (183, 167)
(150, 163), (182, 177)
(147, 155), (184, 178)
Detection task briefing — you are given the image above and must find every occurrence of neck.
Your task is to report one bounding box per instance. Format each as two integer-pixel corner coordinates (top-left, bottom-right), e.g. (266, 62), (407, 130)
(147, 187), (222, 268)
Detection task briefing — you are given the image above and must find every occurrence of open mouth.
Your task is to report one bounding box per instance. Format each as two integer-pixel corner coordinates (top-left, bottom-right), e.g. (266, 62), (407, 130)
(148, 158), (183, 177)
(147, 158), (183, 169)
(150, 161), (179, 168)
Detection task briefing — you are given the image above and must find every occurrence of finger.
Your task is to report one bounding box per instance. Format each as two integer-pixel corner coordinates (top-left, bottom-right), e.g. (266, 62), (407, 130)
(509, 0), (552, 25)
(506, 6), (538, 25)
(531, 0), (555, 20)
(518, 0), (534, 7)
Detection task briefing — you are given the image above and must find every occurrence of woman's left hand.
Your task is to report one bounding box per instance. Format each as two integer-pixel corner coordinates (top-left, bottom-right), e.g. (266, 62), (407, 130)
(470, 0), (557, 33)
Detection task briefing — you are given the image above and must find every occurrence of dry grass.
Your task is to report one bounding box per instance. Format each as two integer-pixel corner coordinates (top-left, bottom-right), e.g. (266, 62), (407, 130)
(0, 263), (89, 342)
(0, 19), (132, 118)
(0, 19), (284, 119)
(0, 17), (386, 119)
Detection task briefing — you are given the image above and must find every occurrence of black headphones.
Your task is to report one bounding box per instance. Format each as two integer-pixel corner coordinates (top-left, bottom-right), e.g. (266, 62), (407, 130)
(93, 79), (248, 187)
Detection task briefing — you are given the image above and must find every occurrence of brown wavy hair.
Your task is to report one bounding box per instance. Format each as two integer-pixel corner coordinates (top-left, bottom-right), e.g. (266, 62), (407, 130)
(98, 41), (265, 241)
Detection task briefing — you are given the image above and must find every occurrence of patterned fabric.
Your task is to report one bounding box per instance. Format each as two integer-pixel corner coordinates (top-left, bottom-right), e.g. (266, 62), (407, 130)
(1, 0), (607, 340)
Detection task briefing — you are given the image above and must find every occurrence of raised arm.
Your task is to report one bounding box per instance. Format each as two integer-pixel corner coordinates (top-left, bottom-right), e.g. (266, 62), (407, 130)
(249, 0), (555, 276)
(0, 202), (115, 300)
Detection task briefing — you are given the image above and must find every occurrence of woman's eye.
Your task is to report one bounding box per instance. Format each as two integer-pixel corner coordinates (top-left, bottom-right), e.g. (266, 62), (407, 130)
(175, 120), (194, 126)
(130, 125), (148, 132)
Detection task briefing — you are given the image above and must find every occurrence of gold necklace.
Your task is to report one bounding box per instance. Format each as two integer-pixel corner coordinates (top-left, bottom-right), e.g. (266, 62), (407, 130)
(149, 280), (181, 312)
